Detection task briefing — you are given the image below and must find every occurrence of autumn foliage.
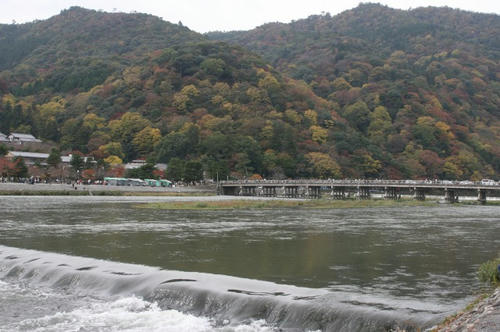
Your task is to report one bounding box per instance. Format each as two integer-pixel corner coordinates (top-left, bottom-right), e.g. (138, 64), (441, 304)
(0, 5), (498, 180)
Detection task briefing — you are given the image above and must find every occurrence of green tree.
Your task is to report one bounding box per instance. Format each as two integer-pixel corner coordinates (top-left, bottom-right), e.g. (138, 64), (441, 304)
(126, 163), (157, 179)
(47, 148), (61, 168)
(412, 116), (438, 151)
(344, 101), (371, 133)
(204, 158), (229, 181)
(13, 157), (28, 178)
(155, 124), (199, 162)
(184, 160), (203, 183)
(70, 154), (84, 172)
(201, 58), (226, 77)
(166, 158), (185, 181)
(0, 144), (7, 157)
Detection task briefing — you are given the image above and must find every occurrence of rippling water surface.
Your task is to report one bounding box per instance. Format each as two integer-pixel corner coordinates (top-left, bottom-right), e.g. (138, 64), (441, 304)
(0, 196), (499, 331)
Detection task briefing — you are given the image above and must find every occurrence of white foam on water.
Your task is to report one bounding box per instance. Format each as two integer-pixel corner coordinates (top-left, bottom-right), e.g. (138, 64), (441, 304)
(4, 295), (275, 332)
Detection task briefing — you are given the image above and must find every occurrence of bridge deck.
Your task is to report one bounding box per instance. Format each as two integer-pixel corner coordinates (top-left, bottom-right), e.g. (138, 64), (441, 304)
(220, 180), (500, 191)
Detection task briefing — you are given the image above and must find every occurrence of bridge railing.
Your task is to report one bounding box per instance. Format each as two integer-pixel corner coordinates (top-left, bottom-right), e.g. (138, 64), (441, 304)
(219, 179), (500, 188)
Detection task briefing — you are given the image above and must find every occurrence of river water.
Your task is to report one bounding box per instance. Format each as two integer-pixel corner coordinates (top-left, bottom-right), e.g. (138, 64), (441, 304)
(0, 196), (498, 331)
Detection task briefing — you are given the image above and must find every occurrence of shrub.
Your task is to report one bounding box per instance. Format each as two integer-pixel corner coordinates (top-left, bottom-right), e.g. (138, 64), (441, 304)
(478, 257), (500, 285)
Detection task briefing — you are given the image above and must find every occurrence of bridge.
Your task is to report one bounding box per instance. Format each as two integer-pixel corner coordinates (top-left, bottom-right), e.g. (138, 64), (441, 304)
(218, 179), (500, 204)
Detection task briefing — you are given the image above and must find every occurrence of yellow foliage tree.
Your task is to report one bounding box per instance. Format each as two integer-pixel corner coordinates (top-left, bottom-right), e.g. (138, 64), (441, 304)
(310, 125), (328, 144)
(104, 155), (123, 166)
(435, 121), (454, 139)
(173, 84), (199, 112)
(443, 159), (463, 179)
(132, 127), (161, 156)
(98, 142), (124, 159)
(261, 121), (274, 140)
(332, 77), (352, 91)
(284, 109), (302, 124)
(108, 112), (151, 142)
(83, 113), (106, 130)
(306, 152), (341, 179)
(304, 109), (318, 126)
(368, 106), (391, 144)
(258, 74), (280, 93)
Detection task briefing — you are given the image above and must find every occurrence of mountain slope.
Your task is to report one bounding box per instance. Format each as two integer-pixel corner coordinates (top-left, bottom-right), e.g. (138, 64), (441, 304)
(209, 3), (500, 178)
(0, 7), (339, 180)
(0, 5), (498, 180)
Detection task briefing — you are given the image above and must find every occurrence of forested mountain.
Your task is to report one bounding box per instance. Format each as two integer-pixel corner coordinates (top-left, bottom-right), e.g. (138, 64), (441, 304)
(0, 4), (498, 180)
(208, 3), (500, 179)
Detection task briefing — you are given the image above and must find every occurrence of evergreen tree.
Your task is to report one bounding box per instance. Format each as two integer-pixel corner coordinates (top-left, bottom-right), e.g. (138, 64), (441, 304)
(47, 148), (61, 167)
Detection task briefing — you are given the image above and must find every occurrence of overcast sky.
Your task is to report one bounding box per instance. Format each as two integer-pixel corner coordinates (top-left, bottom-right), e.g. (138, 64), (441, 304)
(1, 0), (498, 33)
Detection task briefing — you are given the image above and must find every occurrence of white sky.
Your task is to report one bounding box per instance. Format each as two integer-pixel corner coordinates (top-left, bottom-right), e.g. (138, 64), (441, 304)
(0, 0), (498, 33)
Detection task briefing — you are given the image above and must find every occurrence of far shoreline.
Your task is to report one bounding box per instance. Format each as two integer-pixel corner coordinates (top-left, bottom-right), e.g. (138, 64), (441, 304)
(0, 182), (215, 196)
(1, 182), (499, 206)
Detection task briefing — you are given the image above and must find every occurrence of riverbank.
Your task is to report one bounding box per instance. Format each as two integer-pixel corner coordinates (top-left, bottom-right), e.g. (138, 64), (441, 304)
(432, 287), (500, 332)
(0, 182), (215, 196)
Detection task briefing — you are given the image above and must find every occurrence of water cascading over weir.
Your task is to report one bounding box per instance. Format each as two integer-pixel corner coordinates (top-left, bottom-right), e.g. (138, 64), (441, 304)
(0, 245), (443, 331)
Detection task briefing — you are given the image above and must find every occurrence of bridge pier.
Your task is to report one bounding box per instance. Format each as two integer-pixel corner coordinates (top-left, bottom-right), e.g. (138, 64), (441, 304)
(444, 188), (459, 203)
(414, 187), (426, 201)
(284, 186), (299, 198)
(478, 189), (487, 205)
(307, 186), (321, 199)
(222, 186), (239, 195)
(331, 186), (346, 199)
(357, 186), (371, 200)
(241, 186), (257, 196)
(262, 186), (277, 197)
(384, 187), (401, 200)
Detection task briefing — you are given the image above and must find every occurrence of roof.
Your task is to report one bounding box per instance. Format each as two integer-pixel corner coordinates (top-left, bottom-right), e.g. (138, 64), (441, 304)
(8, 133), (42, 142)
(8, 151), (49, 159)
(0, 133), (8, 142)
(61, 155), (93, 163)
(10, 133), (36, 138)
(125, 161), (146, 169)
(155, 163), (167, 171)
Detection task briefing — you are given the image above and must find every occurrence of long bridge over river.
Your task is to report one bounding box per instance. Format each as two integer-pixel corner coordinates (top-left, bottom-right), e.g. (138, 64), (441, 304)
(218, 179), (500, 204)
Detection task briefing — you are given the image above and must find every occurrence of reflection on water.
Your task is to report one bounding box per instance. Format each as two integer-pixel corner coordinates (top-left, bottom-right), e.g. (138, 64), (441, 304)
(1, 196), (499, 304)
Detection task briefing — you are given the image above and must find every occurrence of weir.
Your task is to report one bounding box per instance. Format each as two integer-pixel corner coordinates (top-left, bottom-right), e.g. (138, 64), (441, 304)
(0, 245), (437, 331)
(218, 179), (499, 203)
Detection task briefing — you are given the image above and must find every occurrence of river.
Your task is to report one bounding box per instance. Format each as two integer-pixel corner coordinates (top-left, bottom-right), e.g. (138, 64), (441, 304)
(0, 196), (498, 331)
